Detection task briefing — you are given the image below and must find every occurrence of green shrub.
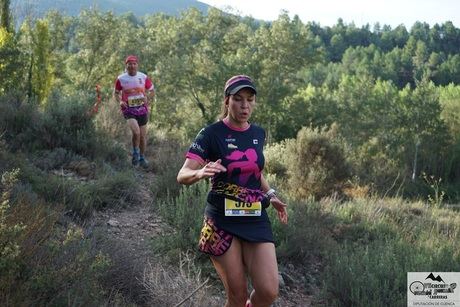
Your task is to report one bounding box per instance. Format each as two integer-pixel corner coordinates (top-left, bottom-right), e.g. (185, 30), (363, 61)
(323, 240), (407, 307)
(286, 125), (350, 200)
(0, 98), (44, 151)
(350, 137), (403, 194)
(0, 167), (112, 305)
(152, 180), (210, 262)
(271, 200), (334, 262)
(8, 151), (139, 219)
(41, 96), (99, 155)
(149, 132), (188, 199)
(323, 237), (460, 307)
(321, 197), (460, 306)
(0, 168), (26, 299)
(65, 171), (140, 218)
(17, 225), (112, 306)
(0, 95), (126, 164)
(264, 140), (290, 177)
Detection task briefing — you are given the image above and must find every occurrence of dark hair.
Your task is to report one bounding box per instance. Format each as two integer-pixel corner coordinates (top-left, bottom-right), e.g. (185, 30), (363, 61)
(218, 96), (230, 120)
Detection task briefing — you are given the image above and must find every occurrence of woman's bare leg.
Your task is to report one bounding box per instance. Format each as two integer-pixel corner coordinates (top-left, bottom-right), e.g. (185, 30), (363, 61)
(211, 237), (249, 307)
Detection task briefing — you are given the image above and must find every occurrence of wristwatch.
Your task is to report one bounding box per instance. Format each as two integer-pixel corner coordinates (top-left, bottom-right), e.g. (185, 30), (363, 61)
(265, 188), (277, 200)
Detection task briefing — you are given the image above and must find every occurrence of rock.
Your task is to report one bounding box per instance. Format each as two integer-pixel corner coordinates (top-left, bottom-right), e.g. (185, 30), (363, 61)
(66, 160), (96, 178)
(281, 271), (296, 287)
(278, 273), (286, 288)
(107, 219), (120, 227)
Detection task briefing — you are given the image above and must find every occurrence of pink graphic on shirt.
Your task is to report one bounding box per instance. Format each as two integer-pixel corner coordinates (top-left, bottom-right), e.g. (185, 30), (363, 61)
(225, 148), (261, 186)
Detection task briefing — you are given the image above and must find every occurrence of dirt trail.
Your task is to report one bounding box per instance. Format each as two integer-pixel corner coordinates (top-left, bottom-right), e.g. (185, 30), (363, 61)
(89, 170), (316, 306)
(91, 171), (165, 259)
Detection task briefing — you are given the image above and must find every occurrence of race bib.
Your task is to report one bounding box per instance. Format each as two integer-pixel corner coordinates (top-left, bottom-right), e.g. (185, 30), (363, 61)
(127, 94), (145, 107)
(224, 198), (261, 216)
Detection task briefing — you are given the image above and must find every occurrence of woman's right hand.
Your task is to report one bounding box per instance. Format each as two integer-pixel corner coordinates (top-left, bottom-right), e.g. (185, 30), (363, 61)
(177, 158), (226, 185)
(196, 159), (227, 179)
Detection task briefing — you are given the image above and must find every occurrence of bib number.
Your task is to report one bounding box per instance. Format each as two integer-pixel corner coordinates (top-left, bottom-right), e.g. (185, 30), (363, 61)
(224, 198), (261, 216)
(127, 95), (145, 107)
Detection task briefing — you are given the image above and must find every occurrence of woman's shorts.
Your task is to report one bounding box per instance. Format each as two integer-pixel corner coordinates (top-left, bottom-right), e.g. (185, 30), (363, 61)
(198, 216), (233, 256)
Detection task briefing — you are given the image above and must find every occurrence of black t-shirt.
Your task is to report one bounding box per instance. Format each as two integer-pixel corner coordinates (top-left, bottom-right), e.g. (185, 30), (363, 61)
(186, 119), (273, 242)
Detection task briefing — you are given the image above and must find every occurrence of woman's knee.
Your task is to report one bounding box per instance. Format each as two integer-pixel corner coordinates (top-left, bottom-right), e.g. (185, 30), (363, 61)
(227, 287), (249, 306)
(254, 282), (279, 304)
(225, 275), (248, 305)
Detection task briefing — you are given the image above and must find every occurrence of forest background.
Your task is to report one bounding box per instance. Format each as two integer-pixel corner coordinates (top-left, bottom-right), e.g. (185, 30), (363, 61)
(1, 0), (460, 305)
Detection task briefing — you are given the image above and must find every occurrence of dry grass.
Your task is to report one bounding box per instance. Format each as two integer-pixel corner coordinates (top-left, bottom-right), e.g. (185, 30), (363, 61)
(94, 97), (130, 143)
(142, 252), (222, 307)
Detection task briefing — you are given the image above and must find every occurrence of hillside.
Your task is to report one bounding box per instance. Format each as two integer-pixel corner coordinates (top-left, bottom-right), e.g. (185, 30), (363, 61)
(1, 4), (460, 305)
(11, 0), (211, 18)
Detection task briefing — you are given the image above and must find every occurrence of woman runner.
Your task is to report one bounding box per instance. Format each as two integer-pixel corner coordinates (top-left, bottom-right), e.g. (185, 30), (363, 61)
(177, 75), (288, 307)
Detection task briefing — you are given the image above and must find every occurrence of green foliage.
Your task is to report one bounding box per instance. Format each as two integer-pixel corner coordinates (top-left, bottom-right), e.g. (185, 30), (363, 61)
(0, 166), (112, 305)
(439, 84), (460, 185)
(0, 94), (43, 150)
(264, 140), (290, 178)
(321, 198), (460, 306)
(17, 225), (111, 306)
(16, 18), (54, 104)
(285, 125), (350, 200)
(285, 75), (458, 195)
(439, 84), (460, 139)
(398, 81), (451, 179)
(0, 26), (24, 96)
(31, 20), (53, 104)
(252, 13), (321, 139)
(2, 7), (460, 304)
(65, 171), (140, 218)
(323, 240), (411, 307)
(421, 172), (445, 208)
(66, 10), (121, 94)
(0, 94), (126, 164)
(0, 168), (26, 292)
(41, 96), (99, 155)
(351, 137), (402, 191)
(0, 0), (11, 31)
(149, 132), (188, 199)
(271, 200), (334, 263)
(153, 180), (209, 261)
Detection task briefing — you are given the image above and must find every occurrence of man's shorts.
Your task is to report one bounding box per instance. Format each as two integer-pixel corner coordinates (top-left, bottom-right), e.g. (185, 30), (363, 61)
(123, 113), (148, 126)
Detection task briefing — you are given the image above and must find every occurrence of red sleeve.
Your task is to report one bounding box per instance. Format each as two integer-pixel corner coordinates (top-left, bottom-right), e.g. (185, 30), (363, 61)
(115, 79), (122, 91)
(145, 78), (154, 91)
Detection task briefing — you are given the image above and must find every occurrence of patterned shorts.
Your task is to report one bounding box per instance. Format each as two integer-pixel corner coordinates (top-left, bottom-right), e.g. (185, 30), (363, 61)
(198, 216), (233, 256)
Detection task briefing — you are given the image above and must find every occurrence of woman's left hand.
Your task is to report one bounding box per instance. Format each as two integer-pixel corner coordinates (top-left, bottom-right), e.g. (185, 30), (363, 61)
(270, 197), (288, 224)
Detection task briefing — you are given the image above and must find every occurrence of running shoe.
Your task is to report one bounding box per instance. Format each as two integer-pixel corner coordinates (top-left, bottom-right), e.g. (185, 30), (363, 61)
(132, 152), (140, 167)
(139, 156), (149, 168)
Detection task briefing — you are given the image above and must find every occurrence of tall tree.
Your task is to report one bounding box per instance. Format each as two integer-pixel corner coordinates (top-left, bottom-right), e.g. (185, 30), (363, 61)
(66, 9), (120, 94)
(252, 13), (321, 140)
(0, 0), (11, 32)
(0, 27), (20, 95)
(0, 0), (23, 96)
(31, 20), (53, 104)
(398, 81), (450, 177)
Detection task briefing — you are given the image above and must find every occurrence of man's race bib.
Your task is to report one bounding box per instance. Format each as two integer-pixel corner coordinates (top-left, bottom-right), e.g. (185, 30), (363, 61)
(224, 198), (261, 216)
(127, 94), (145, 107)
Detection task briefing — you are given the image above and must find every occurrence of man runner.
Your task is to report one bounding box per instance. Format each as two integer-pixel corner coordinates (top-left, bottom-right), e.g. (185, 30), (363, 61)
(113, 55), (155, 168)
